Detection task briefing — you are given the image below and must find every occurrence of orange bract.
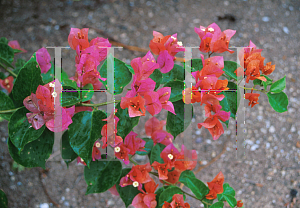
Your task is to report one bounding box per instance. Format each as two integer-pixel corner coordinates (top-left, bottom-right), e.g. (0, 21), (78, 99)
(245, 92), (260, 108)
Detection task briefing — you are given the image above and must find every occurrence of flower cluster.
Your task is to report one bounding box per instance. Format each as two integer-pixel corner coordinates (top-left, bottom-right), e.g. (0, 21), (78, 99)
(0, 76), (14, 93)
(77, 141), (101, 165)
(162, 194), (190, 208)
(23, 80), (74, 132)
(149, 31), (185, 73)
(120, 52), (176, 117)
(68, 28), (110, 90)
(238, 40), (275, 83)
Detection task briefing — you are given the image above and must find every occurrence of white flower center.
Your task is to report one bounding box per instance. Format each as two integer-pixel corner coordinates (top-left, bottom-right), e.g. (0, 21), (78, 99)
(52, 92), (57, 97)
(201, 28), (206, 31)
(81, 158), (84, 162)
(4, 79), (9, 84)
(168, 154), (174, 160)
(208, 27), (214, 32)
(115, 147), (121, 152)
(133, 181), (139, 187)
(95, 142), (101, 148)
(49, 83), (55, 87)
(177, 41), (183, 46)
(171, 36), (176, 40)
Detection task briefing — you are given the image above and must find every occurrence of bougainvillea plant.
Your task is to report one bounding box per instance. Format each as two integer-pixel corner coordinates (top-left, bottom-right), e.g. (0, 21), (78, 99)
(0, 22), (288, 208)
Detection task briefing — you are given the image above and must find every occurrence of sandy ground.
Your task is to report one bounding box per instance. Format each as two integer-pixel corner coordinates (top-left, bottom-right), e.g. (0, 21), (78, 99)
(0, 0), (300, 207)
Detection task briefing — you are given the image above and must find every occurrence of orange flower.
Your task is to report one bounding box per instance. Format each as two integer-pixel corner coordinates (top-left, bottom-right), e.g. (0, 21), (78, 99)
(237, 200), (244, 207)
(182, 86), (201, 104)
(262, 62), (275, 75)
(245, 90), (260, 108)
(149, 31), (171, 55)
(206, 171), (224, 200)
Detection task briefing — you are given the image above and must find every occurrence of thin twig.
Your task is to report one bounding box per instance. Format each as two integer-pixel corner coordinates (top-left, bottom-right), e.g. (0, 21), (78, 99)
(37, 168), (60, 207)
(86, 25), (185, 62)
(0, 62), (17, 78)
(193, 136), (229, 174)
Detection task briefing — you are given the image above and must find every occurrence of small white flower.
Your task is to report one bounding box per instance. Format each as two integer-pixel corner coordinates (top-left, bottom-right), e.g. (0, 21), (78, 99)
(133, 181), (139, 187)
(52, 92), (57, 97)
(201, 28), (206, 31)
(168, 154), (174, 160)
(177, 41), (183, 46)
(171, 36), (176, 40)
(81, 158), (84, 162)
(49, 83), (55, 87)
(115, 147), (121, 152)
(95, 142), (101, 148)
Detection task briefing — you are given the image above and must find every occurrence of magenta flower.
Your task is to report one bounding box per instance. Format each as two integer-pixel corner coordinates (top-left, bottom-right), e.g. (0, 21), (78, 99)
(157, 87), (176, 115)
(82, 37), (112, 62)
(36, 47), (51, 73)
(157, 50), (174, 73)
(124, 131), (146, 155)
(8, 40), (27, 53)
(144, 91), (162, 116)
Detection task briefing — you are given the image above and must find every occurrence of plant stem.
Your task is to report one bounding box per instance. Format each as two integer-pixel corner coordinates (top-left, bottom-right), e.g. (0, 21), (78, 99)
(129, 156), (138, 166)
(239, 86), (267, 93)
(76, 99), (121, 107)
(0, 107), (22, 114)
(0, 62), (17, 78)
(80, 82), (83, 104)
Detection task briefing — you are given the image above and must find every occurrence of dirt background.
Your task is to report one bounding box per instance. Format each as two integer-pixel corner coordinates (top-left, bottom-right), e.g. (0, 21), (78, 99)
(1, 0), (300, 207)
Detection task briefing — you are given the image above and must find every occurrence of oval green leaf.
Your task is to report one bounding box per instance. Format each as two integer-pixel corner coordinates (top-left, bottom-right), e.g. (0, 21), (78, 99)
(8, 107), (46, 153)
(115, 102), (140, 139)
(161, 64), (185, 84)
(0, 189), (8, 208)
(12, 53), (44, 107)
(61, 130), (78, 167)
(223, 61), (242, 81)
(150, 143), (166, 164)
(7, 129), (54, 169)
(186, 177), (210, 199)
(0, 90), (15, 120)
(61, 86), (80, 107)
(84, 155), (122, 195)
(99, 57), (132, 94)
(270, 75), (286, 93)
(210, 201), (224, 208)
(0, 43), (14, 64)
(166, 100), (193, 139)
(267, 92), (288, 113)
(149, 68), (162, 91)
(68, 110), (107, 168)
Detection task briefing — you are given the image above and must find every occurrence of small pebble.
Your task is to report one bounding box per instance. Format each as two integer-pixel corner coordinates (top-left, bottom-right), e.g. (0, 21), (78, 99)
(40, 203), (49, 208)
(195, 130), (201, 135)
(61, 196), (65, 201)
(66, 188), (70, 192)
(206, 139), (211, 144)
(283, 27), (289, 34)
(261, 128), (267, 134)
(266, 142), (270, 149)
(107, 199), (114, 206)
(269, 126), (275, 133)
(250, 144), (259, 151)
(196, 137), (203, 143)
(262, 16), (270, 22)
(9, 171), (14, 176)
(202, 160), (207, 165)
(291, 126), (296, 132)
(64, 201), (69, 206)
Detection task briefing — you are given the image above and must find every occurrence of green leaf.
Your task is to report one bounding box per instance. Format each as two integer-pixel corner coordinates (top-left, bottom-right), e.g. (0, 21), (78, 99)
(203, 198), (215, 208)
(0, 189), (8, 208)
(210, 201), (224, 208)
(61, 69), (69, 81)
(158, 186), (184, 208)
(62, 79), (94, 103)
(13, 58), (27, 76)
(0, 71), (5, 79)
(150, 68), (162, 91)
(155, 186), (172, 204)
(186, 177), (210, 199)
(8, 107), (46, 153)
(115, 102), (140, 139)
(136, 137), (153, 155)
(161, 64), (185, 84)
(219, 94), (231, 128)
(253, 75), (273, 91)
(0, 43), (14, 64)
(61, 130), (78, 167)
(0, 37), (8, 44)
(116, 168), (142, 208)
(12, 53), (44, 107)
(68, 110), (107, 168)
(84, 155), (122, 194)
(7, 129), (54, 169)
(163, 80), (184, 102)
(223, 61), (242, 81)
(166, 100), (193, 138)
(270, 75), (286, 93)
(61, 86), (80, 107)
(217, 183), (236, 207)
(267, 92), (288, 113)
(126, 64), (134, 74)
(13, 49), (24, 54)
(99, 57), (132, 94)
(179, 170), (196, 184)
(184, 59), (203, 72)
(41, 62), (54, 84)
(150, 143), (166, 164)
(219, 82), (240, 119)
(0, 90), (15, 120)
